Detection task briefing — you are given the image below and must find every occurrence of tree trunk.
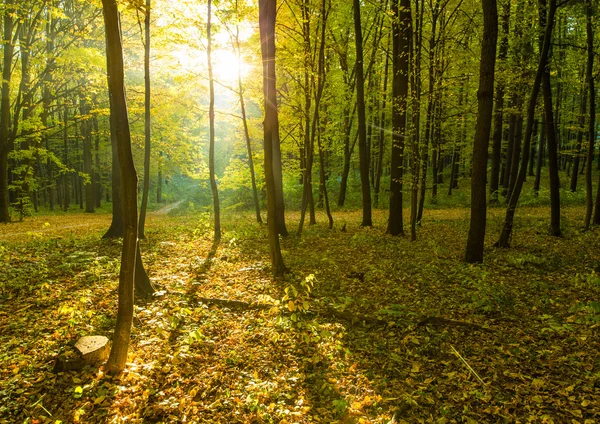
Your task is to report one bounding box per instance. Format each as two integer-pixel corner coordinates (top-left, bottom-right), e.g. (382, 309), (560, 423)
(570, 82), (586, 192)
(103, 90), (124, 238)
(0, 0), (14, 222)
(81, 98), (95, 213)
(495, 0), (557, 247)
(259, 0), (286, 276)
(584, 0), (596, 229)
(102, 0), (138, 375)
(374, 37), (390, 209)
(207, 0), (221, 245)
(533, 115), (545, 195)
(234, 3), (261, 224)
(464, 0), (498, 263)
(138, 0), (151, 240)
(387, 0), (411, 235)
(490, 0), (510, 203)
(353, 0), (372, 227)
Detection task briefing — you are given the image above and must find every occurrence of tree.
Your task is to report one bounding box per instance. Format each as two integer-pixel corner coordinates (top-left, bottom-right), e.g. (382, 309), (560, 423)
(495, 0), (557, 248)
(387, 0), (411, 236)
(353, 0), (372, 227)
(259, 0), (286, 276)
(207, 0), (221, 245)
(138, 0), (151, 239)
(0, 0), (15, 223)
(464, 0), (498, 263)
(101, 0), (138, 374)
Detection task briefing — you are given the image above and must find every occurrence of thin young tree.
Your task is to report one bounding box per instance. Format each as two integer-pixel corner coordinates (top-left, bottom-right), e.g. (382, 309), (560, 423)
(0, 0), (15, 223)
(102, 0), (139, 374)
(464, 0), (498, 263)
(495, 0), (557, 247)
(234, 0), (261, 224)
(584, 0), (597, 228)
(387, 0), (411, 236)
(207, 0), (221, 245)
(353, 0), (372, 227)
(139, 0), (151, 239)
(259, 0), (286, 276)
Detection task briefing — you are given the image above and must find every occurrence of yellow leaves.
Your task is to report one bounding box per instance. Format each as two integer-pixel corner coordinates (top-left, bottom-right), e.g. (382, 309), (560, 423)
(94, 395), (106, 405)
(287, 300), (296, 312)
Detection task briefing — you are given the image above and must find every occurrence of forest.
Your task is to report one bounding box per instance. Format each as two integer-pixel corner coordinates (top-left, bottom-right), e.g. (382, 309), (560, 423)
(1, 0), (600, 422)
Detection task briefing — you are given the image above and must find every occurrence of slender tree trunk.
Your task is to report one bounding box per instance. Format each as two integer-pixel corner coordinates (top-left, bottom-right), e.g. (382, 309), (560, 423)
(374, 38), (390, 208)
(156, 152), (162, 203)
(410, 0), (424, 241)
(464, 0), (497, 263)
(0, 0), (15, 222)
(353, 0), (372, 227)
(139, 0), (151, 239)
(387, 0), (411, 235)
(495, 0), (557, 247)
(103, 90), (124, 238)
(0, 0), (14, 222)
(534, 116), (545, 195)
(490, 0), (510, 203)
(102, 0), (139, 375)
(63, 102), (70, 211)
(81, 98), (95, 213)
(570, 82), (586, 192)
(417, 0), (438, 224)
(584, 0), (596, 229)
(234, 2), (261, 224)
(207, 0), (221, 245)
(93, 115), (102, 207)
(259, 0), (286, 276)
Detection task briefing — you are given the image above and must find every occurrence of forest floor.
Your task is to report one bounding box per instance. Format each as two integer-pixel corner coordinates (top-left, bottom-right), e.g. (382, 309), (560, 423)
(1, 206), (599, 423)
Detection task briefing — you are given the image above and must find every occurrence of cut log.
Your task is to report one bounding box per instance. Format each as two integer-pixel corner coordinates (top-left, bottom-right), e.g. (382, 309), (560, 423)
(75, 336), (110, 364)
(53, 335), (110, 373)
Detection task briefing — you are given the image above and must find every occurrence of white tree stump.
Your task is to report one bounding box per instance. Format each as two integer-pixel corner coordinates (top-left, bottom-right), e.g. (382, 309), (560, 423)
(53, 335), (110, 372)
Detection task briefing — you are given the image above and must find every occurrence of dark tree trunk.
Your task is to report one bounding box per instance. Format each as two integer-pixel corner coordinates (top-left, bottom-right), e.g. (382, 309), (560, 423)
(0, 0), (14, 222)
(103, 90), (124, 238)
(81, 98), (95, 213)
(374, 38), (390, 209)
(464, 0), (498, 263)
(234, 3), (261, 224)
(534, 116), (545, 195)
(207, 0), (221, 245)
(542, 68), (561, 236)
(138, 0), (151, 240)
(584, 0), (596, 229)
(102, 0), (139, 375)
(387, 0), (411, 235)
(259, 0), (286, 276)
(570, 83), (586, 192)
(353, 0), (372, 227)
(490, 0), (510, 203)
(495, 0), (557, 247)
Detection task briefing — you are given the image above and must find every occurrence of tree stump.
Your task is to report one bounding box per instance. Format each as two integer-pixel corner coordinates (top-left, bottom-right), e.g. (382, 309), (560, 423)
(53, 336), (110, 372)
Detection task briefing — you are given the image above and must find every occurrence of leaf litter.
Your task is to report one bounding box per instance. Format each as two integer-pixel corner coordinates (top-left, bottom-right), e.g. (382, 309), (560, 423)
(0, 206), (598, 423)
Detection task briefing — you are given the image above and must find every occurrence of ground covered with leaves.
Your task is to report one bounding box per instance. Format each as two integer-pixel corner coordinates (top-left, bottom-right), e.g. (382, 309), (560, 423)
(1, 206), (599, 423)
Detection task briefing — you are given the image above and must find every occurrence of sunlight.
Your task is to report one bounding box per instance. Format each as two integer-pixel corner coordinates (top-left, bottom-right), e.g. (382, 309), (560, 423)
(212, 49), (252, 85)
(171, 47), (252, 86)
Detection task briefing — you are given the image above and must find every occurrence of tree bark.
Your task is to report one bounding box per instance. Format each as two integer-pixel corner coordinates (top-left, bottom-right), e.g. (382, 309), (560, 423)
(259, 0), (286, 276)
(464, 0), (498, 262)
(138, 0), (151, 240)
(207, 0), (221, 245)
(0, 0), (14, 223)
(353, 0), (372, 227)
(490, 0), (510, 203)
(495, 0), (557, 247)
(102, 0), (138, 375)
(387, 0), (411, 235)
